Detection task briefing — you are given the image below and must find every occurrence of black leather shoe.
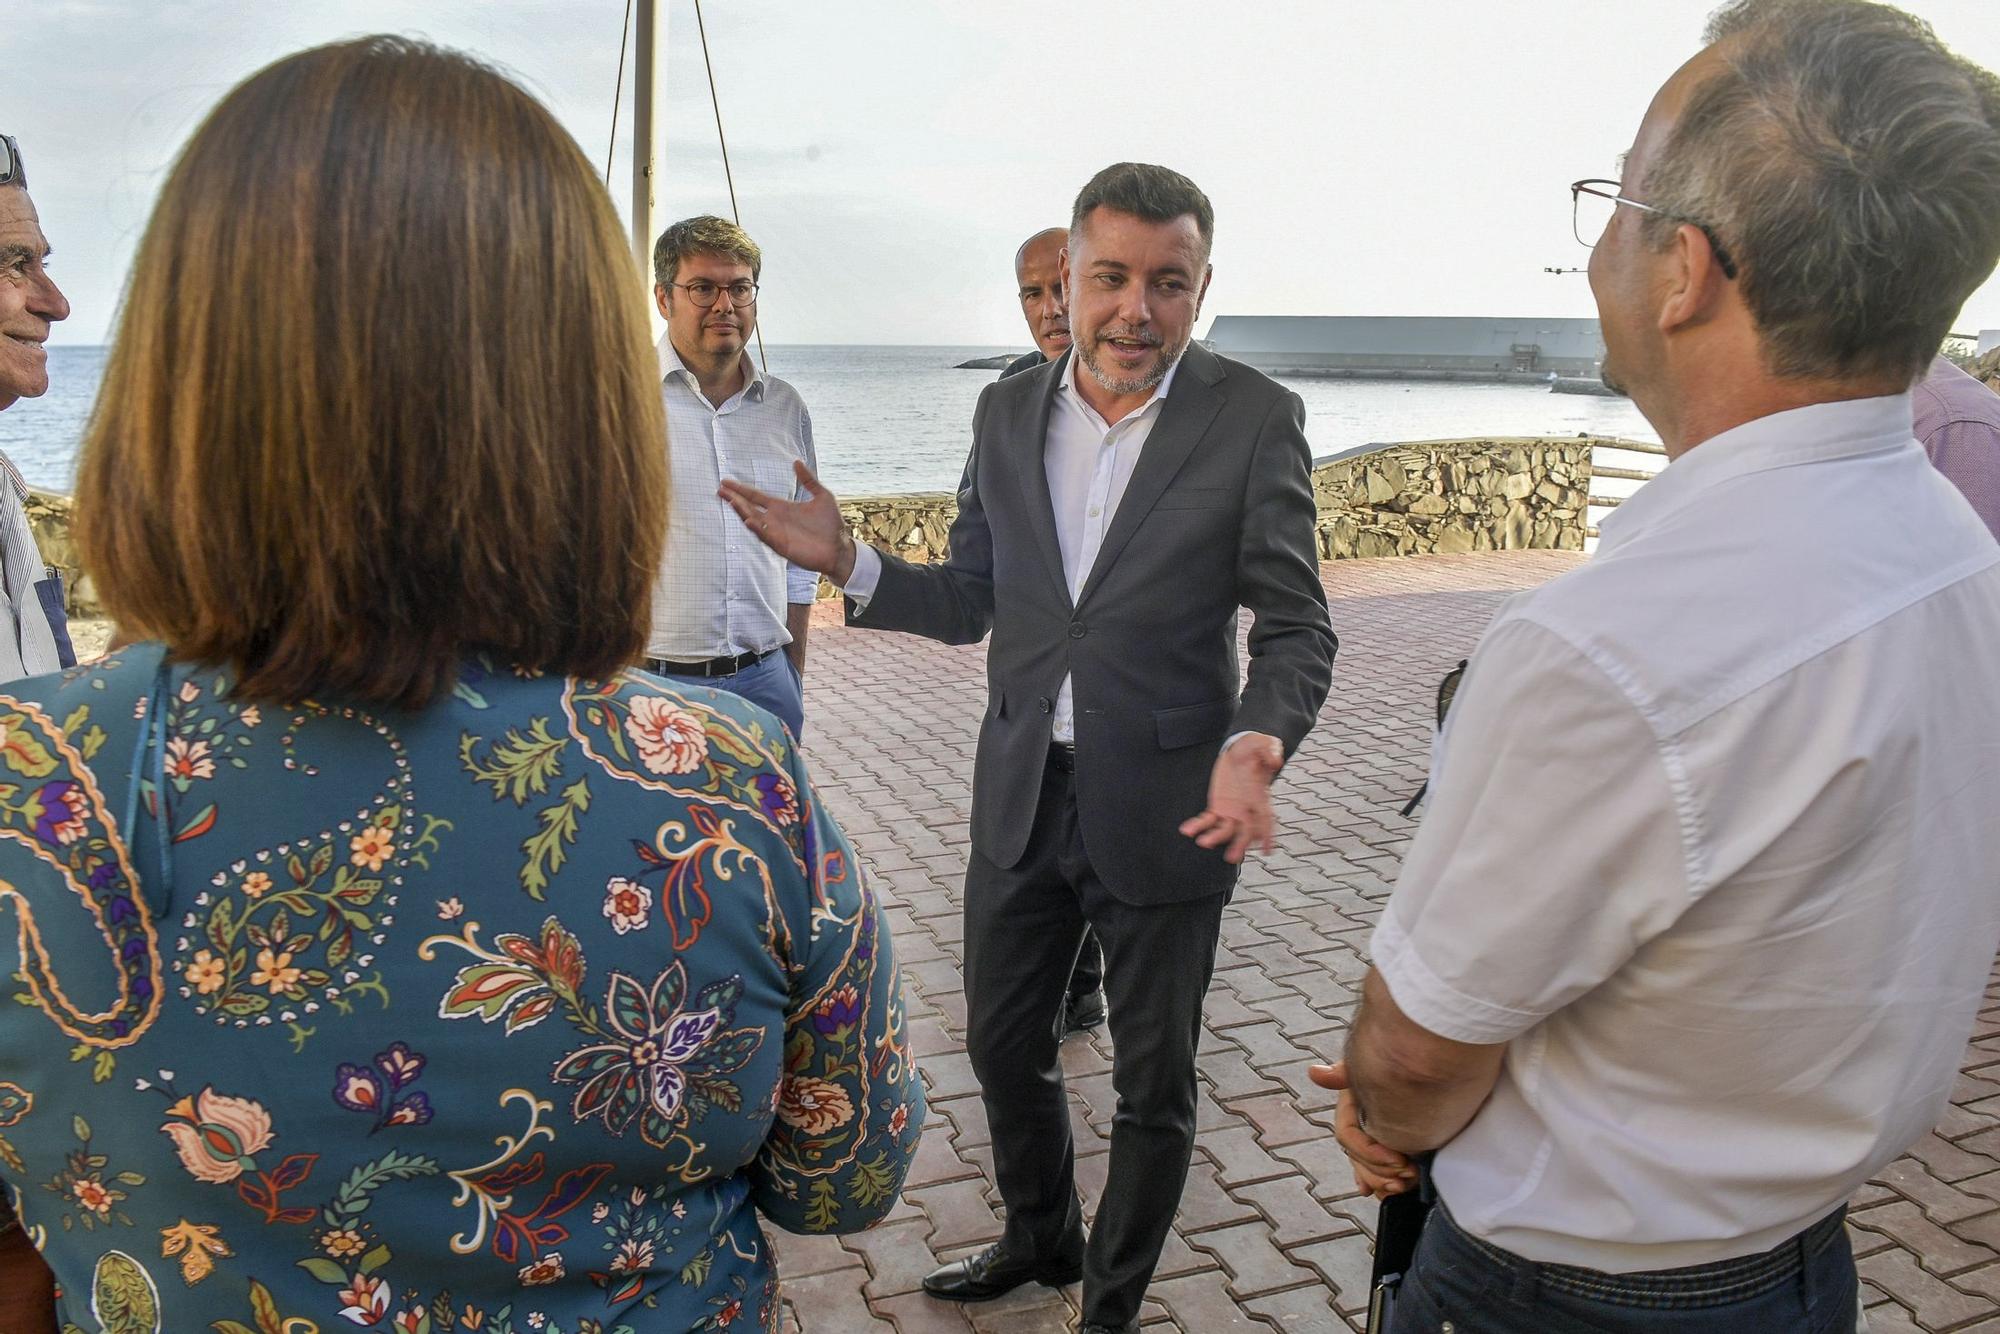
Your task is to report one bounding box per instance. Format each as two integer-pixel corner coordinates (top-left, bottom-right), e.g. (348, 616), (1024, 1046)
(921, 1240), (1082, 1302)
(1058, 988), (1106, 1039)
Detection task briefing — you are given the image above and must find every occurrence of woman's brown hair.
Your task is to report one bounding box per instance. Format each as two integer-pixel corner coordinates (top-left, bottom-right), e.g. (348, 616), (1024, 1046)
(75, 36), (668, 709)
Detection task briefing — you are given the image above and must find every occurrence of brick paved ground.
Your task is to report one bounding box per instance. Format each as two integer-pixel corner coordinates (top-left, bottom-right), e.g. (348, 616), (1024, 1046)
(775, 550), (2000, 1333)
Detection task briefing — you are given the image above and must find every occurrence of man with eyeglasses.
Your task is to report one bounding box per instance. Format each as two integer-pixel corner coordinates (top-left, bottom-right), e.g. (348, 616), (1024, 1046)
(644, 214), (816, 737)
(1317, 2), (2000, 1330)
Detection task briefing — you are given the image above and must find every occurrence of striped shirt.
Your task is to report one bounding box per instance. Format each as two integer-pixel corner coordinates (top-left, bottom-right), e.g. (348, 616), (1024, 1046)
(649, 335), (820, 661)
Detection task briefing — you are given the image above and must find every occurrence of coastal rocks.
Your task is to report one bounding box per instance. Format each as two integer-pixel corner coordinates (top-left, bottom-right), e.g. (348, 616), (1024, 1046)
(954, 354), (1023, 370)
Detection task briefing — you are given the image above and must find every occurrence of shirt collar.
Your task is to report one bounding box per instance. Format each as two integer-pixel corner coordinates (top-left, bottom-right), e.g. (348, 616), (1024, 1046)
(1057, 347), (1181, 427)
(1596, 392), (1916, 553)
(657, 332), (765, 403)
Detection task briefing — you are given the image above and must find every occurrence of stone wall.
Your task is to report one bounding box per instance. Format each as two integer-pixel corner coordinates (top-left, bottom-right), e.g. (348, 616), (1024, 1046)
(824, 435), (1605, 589)
(1312, 437), (1595, 560)
(28, 436), (1611, 612)
(25, 489), (99, 617)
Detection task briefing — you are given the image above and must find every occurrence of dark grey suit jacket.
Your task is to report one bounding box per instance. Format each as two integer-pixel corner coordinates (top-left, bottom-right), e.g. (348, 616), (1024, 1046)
(998, 349), (1047, 380)
(848, 342), (1336, 903)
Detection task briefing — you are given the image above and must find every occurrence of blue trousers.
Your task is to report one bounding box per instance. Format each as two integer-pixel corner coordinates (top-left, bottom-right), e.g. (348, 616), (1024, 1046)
(1390, 1201), (1857, 1333)
(657, 649), (804, 741)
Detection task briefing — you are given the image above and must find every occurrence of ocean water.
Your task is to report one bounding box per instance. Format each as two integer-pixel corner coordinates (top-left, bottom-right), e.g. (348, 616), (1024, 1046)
(1, 343), (1657, 495)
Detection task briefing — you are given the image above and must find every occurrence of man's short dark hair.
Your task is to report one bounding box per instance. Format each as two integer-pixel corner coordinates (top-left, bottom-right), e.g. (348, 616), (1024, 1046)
(651, 214), (762, 288)
(1070, 163), (1214, 252)
(1642, 0), (2000, 382)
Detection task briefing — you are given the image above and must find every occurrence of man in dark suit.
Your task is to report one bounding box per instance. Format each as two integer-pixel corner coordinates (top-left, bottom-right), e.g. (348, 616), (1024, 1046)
(1000, 225), (1071, 383)
(1001, 224), (1105, 1040)
(721, 162), (1335, 1333)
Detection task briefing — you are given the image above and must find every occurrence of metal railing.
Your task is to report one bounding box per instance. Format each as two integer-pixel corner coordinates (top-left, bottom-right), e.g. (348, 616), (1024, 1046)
(1584, 436), (1665, 542)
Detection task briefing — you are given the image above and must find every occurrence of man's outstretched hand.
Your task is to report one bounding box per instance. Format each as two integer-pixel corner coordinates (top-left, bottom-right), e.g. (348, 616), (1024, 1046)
(1180, 732), (1282, 863)
(719, 460), (856, 584)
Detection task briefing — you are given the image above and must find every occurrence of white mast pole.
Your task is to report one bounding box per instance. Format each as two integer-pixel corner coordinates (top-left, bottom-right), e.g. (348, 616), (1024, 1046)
(633, 0), (665, 330)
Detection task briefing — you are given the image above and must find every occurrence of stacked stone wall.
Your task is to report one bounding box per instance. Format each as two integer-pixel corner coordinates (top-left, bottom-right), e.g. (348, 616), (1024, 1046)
(26, 436), (1618, 613)
(1312, 437), (1594, 560)
(825, 435), (1608, 590)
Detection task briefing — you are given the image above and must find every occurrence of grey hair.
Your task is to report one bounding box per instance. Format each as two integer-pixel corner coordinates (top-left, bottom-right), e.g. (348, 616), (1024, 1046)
(1071, 163), (1214, 252)
(1640, 0), (2000, 382)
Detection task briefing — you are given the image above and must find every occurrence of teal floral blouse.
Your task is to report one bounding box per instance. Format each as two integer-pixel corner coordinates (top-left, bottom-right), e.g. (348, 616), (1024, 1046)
(0, 646), (922, 1334)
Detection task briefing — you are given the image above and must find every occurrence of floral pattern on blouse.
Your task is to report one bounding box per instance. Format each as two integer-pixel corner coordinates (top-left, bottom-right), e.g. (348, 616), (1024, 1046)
(0, 647), (921, 1334)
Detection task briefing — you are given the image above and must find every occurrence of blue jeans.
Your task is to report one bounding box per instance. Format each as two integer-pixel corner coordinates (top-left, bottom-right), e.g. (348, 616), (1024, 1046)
(657, 649), (804, 740)
(1390, 1202), (1857, 1334)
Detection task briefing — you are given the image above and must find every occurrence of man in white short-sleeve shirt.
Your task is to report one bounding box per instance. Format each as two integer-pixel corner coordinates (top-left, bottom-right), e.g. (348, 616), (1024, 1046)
(1317, 3), (2000, 1329)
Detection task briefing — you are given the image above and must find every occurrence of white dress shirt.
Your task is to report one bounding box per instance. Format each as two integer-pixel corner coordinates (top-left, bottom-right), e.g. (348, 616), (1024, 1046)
(1372, 392), (2000, 1272)
(846, 354), (1178, 743)
(650, 335), (820, 661)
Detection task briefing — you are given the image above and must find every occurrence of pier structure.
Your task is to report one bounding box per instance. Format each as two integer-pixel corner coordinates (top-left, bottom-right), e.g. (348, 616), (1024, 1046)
(1205, 315), (1605, 383)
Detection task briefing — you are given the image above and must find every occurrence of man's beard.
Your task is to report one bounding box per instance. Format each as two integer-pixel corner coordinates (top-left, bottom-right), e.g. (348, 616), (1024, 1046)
(1078, 323), (1183, 396)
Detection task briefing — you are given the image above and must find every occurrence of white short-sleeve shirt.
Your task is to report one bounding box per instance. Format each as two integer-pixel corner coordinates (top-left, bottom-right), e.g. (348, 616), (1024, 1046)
(1373, 392), (2000, 1272)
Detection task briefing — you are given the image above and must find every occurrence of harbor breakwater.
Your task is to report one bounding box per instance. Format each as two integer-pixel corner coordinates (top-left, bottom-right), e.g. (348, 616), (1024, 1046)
(27, 435), (1614, 618)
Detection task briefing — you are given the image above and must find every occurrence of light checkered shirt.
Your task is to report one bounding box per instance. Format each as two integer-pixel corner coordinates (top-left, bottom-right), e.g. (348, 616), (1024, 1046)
(649, 334), (820, 661)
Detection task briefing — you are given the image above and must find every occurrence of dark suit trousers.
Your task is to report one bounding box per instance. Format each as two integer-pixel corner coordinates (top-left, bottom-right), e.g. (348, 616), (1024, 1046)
(963, 752), (1228, 1326)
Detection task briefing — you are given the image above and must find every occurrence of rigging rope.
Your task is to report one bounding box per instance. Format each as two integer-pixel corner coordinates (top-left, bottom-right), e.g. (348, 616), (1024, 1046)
(604, 0), (634, 187)
(694, 0), (766, 371)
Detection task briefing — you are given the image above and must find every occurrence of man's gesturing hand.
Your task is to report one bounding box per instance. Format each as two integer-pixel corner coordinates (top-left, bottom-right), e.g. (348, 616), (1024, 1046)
(1179, 732), (1282, 863)
(719, 460), (857, 585)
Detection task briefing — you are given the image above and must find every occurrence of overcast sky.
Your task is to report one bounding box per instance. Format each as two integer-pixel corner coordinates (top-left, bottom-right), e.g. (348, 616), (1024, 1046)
(14, 0), (2000, 348)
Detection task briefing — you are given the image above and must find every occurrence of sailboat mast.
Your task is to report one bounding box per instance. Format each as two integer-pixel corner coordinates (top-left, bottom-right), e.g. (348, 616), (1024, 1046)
(632, 0), (664, 297)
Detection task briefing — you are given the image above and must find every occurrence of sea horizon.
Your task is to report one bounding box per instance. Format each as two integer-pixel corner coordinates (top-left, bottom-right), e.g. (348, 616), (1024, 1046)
(2, 342), (1658, 498)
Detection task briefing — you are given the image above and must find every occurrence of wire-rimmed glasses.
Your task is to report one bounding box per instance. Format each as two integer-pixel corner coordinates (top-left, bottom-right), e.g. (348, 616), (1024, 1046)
(1570, 178), (1738, 279)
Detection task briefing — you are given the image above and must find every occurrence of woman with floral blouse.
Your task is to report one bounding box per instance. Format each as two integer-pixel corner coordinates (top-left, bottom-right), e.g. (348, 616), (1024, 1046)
(0, 36), (920, 1334)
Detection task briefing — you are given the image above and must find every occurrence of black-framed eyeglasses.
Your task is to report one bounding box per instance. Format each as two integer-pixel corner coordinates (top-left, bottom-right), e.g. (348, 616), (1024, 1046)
(667, 279), (759, 308)
(0, 136), (21, 188)
(1570, 178), (1738, 280)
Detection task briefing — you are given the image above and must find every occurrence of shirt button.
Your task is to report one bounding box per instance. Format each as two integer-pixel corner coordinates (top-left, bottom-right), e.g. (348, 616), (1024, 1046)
(1068, 622), (1087, 639)
(1088, 506), (1101, 517)
(1037, 696), (1053, 714)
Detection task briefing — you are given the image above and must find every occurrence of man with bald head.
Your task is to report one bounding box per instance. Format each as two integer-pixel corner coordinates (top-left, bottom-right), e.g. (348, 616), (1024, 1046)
(999, 226), (1072, 380)
(1318, 2), (2000, 1329)
(997, 225), (1104, 1038)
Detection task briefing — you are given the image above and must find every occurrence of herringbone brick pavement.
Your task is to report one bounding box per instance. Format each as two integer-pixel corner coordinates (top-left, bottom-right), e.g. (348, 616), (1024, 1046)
(778, 550), (2000, 1333)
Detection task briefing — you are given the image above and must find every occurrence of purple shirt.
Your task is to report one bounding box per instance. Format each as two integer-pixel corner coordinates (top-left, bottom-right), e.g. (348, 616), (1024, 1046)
(1913, 355), (2000, 540)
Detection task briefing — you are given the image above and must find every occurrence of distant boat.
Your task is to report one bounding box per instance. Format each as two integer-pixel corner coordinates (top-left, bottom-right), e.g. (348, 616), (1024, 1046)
(1551, 376), (1618, 397)
(954, 353), (1027, 371)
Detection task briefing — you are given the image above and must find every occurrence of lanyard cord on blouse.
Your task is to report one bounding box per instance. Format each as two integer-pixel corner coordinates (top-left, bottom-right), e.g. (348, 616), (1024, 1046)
(121, 656), (176, 906)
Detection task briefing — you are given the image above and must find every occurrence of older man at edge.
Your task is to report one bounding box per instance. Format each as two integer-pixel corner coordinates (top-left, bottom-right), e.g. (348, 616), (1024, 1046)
(1317, 3), (2000, 1330)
